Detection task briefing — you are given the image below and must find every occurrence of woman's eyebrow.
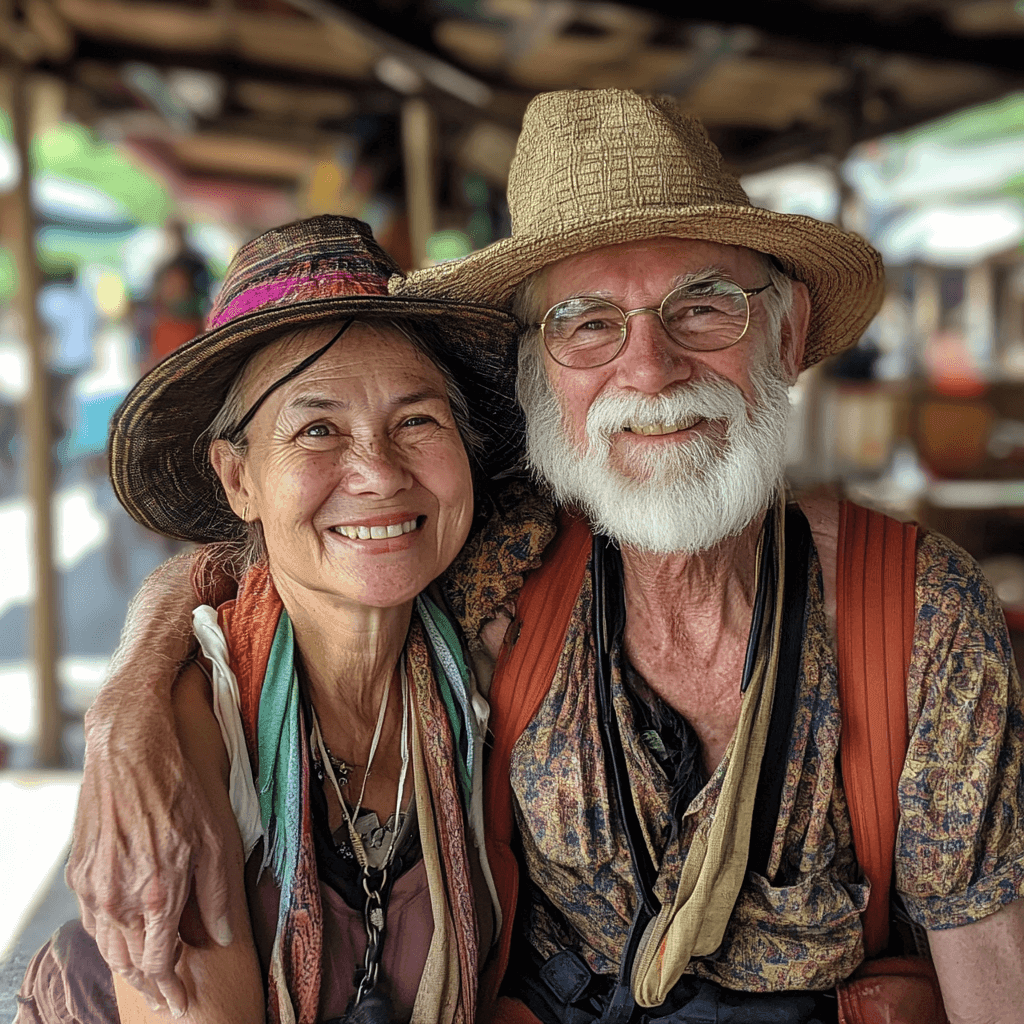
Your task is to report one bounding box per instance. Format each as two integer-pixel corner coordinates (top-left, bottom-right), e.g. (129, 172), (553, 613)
(283, 387), (447, 413)
(394, 386), (448, 406)
(286, 396), (350, 411)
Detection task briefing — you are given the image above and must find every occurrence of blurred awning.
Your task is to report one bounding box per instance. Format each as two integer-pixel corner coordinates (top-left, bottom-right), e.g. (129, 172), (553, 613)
(1, 0), (1023, 228)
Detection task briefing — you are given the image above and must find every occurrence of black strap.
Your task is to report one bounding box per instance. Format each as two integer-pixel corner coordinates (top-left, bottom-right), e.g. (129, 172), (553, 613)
(746, 505), (812, 878)
(593, 537), (660, 914)
(592, 538), (659, 1023)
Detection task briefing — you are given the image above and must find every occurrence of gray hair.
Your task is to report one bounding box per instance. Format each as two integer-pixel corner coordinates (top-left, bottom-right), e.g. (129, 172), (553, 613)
(204, 317), (484, 573)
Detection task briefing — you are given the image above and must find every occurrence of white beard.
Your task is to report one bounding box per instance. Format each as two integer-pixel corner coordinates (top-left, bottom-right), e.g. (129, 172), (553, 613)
(518, 343), (792, 554)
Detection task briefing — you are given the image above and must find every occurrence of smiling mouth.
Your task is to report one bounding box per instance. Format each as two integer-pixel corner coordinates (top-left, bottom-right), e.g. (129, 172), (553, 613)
(622, 417), (704, 436)
(329, 516), (422, 540)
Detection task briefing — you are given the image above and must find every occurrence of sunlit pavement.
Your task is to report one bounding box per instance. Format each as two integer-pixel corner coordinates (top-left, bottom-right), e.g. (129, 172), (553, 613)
(0, 463), (176, 1014)
(0, 772), (81, 956)
(0, 772), (82, 1020)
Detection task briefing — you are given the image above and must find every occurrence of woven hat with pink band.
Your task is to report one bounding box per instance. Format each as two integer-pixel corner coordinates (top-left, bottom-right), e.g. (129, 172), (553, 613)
(393, 88), (885, 368)
(110, 215), (523, 543)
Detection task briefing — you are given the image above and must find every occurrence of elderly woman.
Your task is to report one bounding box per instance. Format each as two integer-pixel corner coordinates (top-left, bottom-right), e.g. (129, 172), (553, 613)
(17, 216), (529, 1024)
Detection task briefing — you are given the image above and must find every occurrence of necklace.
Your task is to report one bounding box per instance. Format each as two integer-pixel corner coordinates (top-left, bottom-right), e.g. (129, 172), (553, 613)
(318, 745), (355, 787)
(310, 667), (392, 792)
(310, 660), (412, 1012)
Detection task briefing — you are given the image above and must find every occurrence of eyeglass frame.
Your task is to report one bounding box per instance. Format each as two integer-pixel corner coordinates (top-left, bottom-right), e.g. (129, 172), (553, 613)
(534, 279), (774, 369)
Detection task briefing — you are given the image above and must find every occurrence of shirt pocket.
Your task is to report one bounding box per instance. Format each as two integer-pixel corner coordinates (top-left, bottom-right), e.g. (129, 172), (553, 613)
(696, 869), (868, 992)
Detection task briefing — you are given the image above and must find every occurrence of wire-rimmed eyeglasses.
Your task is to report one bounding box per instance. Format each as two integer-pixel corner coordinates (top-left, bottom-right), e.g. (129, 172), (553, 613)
(535, 279), (773, 369)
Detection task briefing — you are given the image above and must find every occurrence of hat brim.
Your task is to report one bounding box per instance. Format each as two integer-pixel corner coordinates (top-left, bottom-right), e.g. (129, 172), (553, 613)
(110, 293), (524, 543)
(394, 205), (885, 368)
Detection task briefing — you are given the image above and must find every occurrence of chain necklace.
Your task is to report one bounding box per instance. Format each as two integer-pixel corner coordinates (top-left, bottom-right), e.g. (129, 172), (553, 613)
(310, 660), (411, 1017)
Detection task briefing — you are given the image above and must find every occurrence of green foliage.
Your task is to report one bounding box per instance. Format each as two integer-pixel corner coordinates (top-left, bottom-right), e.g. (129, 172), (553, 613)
(899, 92), (1024, 149)
(0, 246), (16, 303)
(31, 121), (171, 224)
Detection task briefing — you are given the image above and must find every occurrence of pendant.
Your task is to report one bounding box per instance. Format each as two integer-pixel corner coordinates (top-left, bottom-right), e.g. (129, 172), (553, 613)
(324, 749), (352, 786)
(342, 991), (392, 1024)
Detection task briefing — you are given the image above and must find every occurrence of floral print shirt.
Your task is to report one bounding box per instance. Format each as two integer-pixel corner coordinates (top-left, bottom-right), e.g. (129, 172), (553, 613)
(442, 484), (1024, 992)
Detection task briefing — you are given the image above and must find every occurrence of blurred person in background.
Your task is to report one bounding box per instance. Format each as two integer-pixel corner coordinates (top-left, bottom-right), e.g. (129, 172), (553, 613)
(38, 265), (97, 453)
(137, 220), (211, 372)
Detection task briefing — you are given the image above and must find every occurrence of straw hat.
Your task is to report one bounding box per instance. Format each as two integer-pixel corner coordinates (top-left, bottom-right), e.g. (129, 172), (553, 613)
(393, 89), (885, 368)
(110, 215), (524, 543)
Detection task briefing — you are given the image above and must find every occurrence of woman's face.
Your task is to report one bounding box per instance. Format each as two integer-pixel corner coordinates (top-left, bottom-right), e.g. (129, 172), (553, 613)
(212, 322), (474, 612)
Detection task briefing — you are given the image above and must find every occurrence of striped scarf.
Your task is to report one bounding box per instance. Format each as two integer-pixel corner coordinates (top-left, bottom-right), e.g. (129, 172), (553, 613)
(219, 565), (479, 1024)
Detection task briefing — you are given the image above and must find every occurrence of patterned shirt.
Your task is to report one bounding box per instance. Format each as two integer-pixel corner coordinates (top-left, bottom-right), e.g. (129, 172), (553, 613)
(442, 483), (1024, 992)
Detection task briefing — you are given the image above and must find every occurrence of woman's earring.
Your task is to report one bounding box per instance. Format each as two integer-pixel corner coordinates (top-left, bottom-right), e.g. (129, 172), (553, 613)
(242, 503), (250, 522)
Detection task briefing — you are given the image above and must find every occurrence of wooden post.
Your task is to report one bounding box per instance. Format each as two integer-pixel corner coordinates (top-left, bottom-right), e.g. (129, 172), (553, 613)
(964, 262), (995, 378)
(401, 97), (435, 270)
(4, 62), (63, 767)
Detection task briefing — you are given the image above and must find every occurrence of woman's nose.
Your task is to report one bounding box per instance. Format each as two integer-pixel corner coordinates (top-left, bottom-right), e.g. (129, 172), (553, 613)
(341, 441), (413, 495)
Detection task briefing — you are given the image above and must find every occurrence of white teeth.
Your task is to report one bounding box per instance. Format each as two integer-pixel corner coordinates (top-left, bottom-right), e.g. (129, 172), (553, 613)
(333, 518), (419, 540)
(627, 419), (700, 436)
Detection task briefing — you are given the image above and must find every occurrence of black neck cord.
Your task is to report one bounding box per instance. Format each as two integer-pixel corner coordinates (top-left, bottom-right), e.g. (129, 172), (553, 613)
(230, 318), (354, 441)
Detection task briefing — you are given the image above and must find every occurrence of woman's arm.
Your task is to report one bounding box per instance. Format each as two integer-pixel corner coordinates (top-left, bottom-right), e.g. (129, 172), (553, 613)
(114, 660), (265, 1024)
(66, 552), (238, 1016)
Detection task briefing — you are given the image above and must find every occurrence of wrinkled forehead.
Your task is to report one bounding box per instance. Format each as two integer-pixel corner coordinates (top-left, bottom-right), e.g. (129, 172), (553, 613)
(539, 238), (767, 308)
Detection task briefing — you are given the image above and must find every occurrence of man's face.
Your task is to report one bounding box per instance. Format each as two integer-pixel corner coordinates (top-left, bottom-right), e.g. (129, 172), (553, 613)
(538, 238), (802, 475)
(520, 237), (810, 554)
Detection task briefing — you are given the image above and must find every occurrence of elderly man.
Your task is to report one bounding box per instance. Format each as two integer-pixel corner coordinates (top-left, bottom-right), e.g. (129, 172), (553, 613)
(67, 90), (1022, 1024)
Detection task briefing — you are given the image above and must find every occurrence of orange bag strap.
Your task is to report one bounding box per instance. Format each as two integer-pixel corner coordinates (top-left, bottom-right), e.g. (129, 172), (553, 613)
(480, 510), (593, 1016)
(836, 501), (918, 958)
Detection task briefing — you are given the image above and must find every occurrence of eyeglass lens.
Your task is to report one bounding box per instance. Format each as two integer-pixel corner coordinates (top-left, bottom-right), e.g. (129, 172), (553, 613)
(542, 280), (751, 368)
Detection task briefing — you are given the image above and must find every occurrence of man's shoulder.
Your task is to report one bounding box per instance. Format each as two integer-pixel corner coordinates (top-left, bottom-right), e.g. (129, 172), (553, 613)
(913, 526), (1007, 635)
(440, 476), (559, 644)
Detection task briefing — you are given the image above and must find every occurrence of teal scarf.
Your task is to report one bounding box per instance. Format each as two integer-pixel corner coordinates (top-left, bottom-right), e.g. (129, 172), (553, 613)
(257, 593), (476, 898)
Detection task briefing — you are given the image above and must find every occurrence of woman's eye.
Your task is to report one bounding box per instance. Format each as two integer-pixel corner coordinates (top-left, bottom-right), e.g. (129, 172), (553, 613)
(303, 423), (332, 438)
(401, 415), (435, 428)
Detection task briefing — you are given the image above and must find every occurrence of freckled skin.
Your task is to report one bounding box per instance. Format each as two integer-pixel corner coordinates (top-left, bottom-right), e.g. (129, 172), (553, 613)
(209, 321), (476, 818)
(216, 323), (474, 618)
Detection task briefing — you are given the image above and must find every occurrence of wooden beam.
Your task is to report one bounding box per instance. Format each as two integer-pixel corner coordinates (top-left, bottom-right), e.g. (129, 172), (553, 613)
(54, 0), (380, 79)
(401, 97), (435, 271)
(282, 0), (492, 108)
(172, 131), (313, 181)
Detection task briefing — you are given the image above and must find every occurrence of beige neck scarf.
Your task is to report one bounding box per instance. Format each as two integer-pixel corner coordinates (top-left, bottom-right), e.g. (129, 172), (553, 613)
(632, 495), (787, 1007)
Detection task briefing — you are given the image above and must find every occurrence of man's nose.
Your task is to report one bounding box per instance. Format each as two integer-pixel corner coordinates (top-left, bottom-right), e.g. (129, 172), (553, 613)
(614, 309), (694, 393)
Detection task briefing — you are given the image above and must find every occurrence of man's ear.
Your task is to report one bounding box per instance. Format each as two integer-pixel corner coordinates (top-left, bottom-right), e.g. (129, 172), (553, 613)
(209, 439), (253, 521)
(780, 281), (810, 382)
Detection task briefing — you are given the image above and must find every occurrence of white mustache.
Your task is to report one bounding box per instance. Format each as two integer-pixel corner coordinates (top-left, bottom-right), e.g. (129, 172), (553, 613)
(583, 377), (747, 447)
